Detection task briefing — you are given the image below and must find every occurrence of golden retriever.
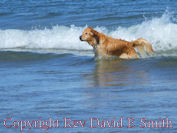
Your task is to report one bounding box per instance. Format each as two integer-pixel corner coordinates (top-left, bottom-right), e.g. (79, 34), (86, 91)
(80, 27), (154, 59)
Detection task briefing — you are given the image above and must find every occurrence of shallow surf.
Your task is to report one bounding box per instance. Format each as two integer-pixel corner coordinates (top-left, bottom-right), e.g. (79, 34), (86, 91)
(0, 0), (177, 132)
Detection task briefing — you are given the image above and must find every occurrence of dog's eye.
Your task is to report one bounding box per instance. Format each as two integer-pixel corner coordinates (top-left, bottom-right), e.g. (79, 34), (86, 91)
(85, 32), (88, 35)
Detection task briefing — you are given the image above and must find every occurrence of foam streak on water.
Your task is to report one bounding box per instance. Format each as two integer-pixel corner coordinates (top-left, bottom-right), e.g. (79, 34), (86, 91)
(0, 13), (177, 56)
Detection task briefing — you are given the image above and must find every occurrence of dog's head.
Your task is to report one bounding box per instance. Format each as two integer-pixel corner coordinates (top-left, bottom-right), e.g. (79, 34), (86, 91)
(80, 27), (99, 46)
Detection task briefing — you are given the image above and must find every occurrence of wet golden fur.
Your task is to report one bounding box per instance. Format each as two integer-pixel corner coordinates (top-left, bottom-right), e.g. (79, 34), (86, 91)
(80, 27), (154, 59)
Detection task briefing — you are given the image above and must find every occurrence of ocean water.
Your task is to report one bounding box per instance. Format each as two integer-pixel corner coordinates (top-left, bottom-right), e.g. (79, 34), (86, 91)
(0, 0), (177, 132)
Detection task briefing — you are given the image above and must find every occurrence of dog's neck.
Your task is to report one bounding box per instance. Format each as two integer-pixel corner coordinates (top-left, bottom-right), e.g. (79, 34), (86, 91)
(88, 37), (99, 46)
(91, 33), (106, 55)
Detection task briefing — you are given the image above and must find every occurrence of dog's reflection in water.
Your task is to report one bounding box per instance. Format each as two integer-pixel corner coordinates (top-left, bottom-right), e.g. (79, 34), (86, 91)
(85, 58), (149, 87)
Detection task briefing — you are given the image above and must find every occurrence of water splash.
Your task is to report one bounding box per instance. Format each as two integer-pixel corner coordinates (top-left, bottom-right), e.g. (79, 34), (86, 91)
(0, 13), (177, 57)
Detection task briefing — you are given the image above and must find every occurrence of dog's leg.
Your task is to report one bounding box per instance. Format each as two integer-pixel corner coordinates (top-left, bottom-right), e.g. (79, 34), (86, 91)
(119, 53), (129, 59)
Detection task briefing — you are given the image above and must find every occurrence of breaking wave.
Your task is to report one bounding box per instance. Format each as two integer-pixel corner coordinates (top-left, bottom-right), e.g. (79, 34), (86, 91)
(0, 13), (177, 56)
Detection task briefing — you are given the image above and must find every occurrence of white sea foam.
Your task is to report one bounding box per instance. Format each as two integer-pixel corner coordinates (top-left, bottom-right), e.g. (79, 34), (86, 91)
(0, 25), (92, 50)
(108, 13), (177, 52)
(0, 13), (177, 56)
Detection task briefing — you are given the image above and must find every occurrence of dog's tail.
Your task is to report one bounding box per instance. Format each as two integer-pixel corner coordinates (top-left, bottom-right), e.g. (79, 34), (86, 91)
(132, 38), (154, 56)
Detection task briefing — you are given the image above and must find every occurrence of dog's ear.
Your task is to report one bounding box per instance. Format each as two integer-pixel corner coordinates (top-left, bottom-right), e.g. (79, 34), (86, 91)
(90, 28), (99, 36)
(90, 29), (100, 44)
(93, 34), (99, 44)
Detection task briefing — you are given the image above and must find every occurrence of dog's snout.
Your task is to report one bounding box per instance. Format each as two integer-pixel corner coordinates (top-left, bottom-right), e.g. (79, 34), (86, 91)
(80, 35), (83, 41)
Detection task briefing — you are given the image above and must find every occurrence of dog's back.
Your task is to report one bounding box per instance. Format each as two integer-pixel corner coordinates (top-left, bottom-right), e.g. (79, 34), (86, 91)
(80, 27), (154, 59)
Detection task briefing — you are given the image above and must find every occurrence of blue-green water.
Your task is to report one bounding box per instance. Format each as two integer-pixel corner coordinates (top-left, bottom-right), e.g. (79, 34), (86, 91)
(0, 0), (177, 132)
